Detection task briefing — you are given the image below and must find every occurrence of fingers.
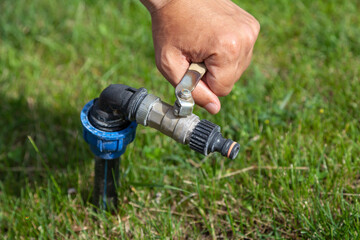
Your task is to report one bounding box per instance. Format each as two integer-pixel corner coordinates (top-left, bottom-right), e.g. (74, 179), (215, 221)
(191, 80), (221, 114)
(203, 44), (255, 97)
(150, 0), (260, 115)
(155, 47), (221, 114)
(203, 62), (237, 97)
(155, 43), (255, 115)
(155, 46), (189, 88)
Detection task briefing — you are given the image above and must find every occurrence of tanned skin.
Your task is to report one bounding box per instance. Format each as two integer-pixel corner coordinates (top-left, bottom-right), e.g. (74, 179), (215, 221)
(141, 0), (260, 114)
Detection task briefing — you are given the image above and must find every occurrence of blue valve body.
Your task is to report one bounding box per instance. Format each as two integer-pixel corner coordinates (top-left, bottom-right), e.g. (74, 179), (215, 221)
(81, 100), (137, 159)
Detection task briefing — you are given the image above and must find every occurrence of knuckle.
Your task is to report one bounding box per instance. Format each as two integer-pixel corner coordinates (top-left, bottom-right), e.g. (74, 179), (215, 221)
(217, 22), (259, 59)
(218, 35), (242, 59)
(233, 17), (260, 50)
(247, 18), (260, 44)
(241, 27), (257, 47)
(155, 49), (174, 84)
(155, 47), (170, 73)
(155, 55), (163, 71)
(253, 18), (260, 36)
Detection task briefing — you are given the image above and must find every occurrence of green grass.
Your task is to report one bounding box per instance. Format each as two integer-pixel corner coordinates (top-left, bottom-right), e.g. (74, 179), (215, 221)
(1, 0), (360, 238)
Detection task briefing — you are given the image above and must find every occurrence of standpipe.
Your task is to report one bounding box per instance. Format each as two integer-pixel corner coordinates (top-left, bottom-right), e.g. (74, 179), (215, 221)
(80, 63), (240, 209)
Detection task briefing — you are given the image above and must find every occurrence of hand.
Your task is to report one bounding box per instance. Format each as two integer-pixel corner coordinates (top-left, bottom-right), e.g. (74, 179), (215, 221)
(141, 0), (260, 114)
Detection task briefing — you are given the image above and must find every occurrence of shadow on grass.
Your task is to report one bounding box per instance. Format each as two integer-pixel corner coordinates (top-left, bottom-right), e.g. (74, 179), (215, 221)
(0, 92), (94, 201)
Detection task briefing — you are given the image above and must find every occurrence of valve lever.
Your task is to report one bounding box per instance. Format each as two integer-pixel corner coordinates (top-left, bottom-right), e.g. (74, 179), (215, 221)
(174, 63), (207, 117)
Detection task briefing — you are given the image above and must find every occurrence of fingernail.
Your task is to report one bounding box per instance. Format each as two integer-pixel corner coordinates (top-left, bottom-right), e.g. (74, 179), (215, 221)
(205, 103), (220, 114)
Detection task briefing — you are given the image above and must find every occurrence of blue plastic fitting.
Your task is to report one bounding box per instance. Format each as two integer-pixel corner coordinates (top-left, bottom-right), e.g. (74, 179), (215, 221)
(80, 100), (137, 159)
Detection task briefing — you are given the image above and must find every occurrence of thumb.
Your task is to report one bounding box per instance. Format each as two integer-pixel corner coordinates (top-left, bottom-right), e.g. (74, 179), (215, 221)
(155, 47), (221, 114)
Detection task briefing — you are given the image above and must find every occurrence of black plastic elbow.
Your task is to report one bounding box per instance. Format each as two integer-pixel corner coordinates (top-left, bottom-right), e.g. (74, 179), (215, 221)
(88, 84), (147, 131)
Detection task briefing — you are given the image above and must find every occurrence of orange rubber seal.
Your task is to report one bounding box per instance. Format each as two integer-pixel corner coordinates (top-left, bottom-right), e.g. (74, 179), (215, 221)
(227, 142), (237, 158)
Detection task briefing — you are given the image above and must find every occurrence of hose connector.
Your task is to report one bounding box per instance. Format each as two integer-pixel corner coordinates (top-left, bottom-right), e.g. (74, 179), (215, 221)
(189, 120), (240, 159)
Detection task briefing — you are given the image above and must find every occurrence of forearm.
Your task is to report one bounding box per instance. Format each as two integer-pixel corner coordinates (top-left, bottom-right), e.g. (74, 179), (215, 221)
(140, 0), (172, 13)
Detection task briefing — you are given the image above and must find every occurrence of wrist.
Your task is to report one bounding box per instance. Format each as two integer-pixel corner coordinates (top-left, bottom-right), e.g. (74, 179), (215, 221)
(140, 0), (173, 13)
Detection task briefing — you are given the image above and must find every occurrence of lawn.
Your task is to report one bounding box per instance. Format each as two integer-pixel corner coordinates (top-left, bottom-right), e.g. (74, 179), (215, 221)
(1, 0), (360, 238)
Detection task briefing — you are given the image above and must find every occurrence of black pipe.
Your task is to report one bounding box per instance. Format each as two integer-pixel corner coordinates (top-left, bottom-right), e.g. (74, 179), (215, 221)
(87, 84), (241, 210)
(93, 157), (120, 211)
(88, 84), (147, 211)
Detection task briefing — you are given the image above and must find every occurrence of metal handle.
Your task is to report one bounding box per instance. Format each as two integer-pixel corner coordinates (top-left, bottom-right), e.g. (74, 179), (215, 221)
(174, 63), (207, 117)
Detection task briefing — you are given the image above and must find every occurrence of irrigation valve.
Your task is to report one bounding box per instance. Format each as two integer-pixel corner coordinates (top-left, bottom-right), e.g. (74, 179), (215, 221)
(81, 63), (240, 209)
(81, 63), (240, 160)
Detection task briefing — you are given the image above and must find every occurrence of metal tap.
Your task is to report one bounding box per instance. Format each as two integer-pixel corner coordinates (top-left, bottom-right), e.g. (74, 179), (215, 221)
(174, 63), (207, 117)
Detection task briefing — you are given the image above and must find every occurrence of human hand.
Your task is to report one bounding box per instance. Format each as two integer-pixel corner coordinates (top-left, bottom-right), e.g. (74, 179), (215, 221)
(141, 0), (260, 114)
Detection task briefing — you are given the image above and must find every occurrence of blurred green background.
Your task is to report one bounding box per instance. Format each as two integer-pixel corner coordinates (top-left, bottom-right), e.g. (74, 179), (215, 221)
(1, 0), (360, 238)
